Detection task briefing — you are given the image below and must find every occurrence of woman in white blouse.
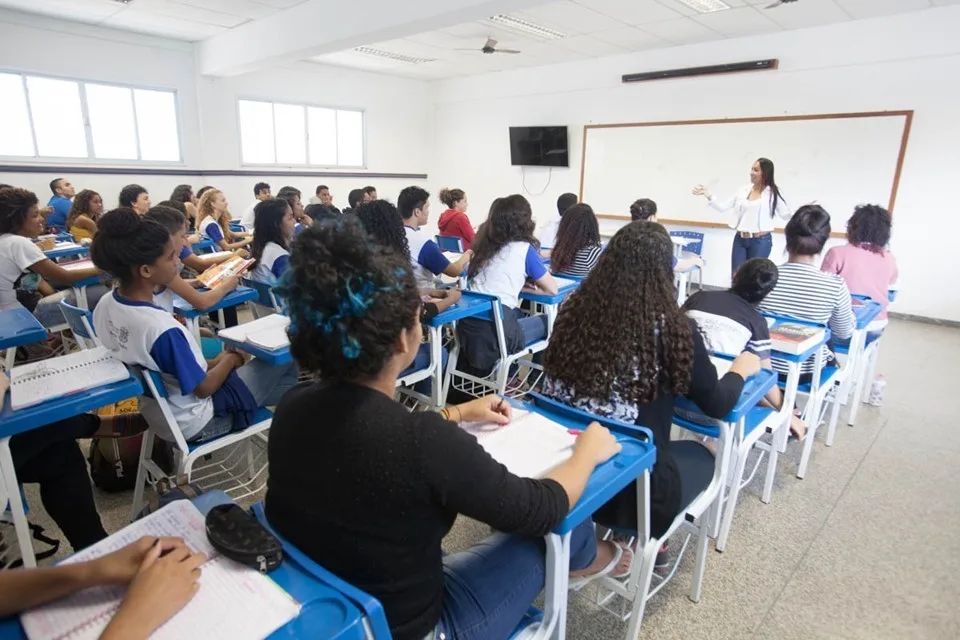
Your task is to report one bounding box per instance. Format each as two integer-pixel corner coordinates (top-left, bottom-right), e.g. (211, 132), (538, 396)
(693, 157), (791, 275)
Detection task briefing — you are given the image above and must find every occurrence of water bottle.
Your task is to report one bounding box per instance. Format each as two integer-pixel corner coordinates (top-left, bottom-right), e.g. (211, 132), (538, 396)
(867, 374), (886, 407)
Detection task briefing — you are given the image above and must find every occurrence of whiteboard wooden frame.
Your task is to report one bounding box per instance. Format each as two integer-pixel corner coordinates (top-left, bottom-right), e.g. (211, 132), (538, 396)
(579, 110), (914, 236)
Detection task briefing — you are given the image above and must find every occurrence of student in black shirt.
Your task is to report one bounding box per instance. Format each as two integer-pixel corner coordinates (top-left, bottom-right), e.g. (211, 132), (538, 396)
(265, 218), (624, 640)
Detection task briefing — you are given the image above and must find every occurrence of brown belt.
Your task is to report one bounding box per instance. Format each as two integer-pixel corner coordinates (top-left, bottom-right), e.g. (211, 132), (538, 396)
(738, 231), (771, 239)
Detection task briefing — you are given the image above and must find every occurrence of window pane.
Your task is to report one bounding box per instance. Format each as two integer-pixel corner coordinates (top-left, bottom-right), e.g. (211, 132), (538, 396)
(85, 83), (137, 160)
(26, 76), (87, 157)
(337, 110), (364, 167)
(238, 100), (275, 164)
(134, 89), (180, 161)
(273, 103), (306, 165)
(307, 107), (337, 166)
(0, 74), (35, 156)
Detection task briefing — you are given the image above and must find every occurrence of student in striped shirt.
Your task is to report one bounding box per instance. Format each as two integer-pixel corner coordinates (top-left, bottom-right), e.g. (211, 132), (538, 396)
(549, 203), (602, 278)
(758, 205), (855, 379)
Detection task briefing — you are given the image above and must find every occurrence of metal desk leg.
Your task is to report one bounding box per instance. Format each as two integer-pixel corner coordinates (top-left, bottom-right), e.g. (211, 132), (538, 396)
(0, 437), (36, 568)
(429, 326), (443, 409)
(537, 531), (571, 640)
(186, 318), (201, 344)
(763, 363), (798, 503)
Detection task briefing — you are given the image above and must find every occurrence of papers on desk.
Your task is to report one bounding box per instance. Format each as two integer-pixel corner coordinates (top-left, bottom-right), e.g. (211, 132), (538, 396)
(219, 314), (290, 351)
(21, 501), (300, 640)
(462, 410), (577, 479)
(60, 258), (94, 271)
(769, 322), (825, 355)
(10, 347), (129, 410)
(553, 276), (579, 289)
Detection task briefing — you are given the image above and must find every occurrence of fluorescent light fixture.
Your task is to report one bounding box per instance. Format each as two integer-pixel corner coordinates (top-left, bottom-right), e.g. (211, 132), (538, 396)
(352, 46), (435, 65)
(487, 15), (566, 40)
(673, 0), (731, 12)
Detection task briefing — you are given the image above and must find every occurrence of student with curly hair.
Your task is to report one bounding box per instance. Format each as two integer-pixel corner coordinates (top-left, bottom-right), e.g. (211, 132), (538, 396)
(65, 189), (103, 240)
(92, 209), (297, 444)
(437, 187), (475, 250)
(549, 203), (602, 277)
(265, 217), (623, 640)
(0, 187), (105, 328)
(821, 204), (898, 329)
(543, 221), (761, 541)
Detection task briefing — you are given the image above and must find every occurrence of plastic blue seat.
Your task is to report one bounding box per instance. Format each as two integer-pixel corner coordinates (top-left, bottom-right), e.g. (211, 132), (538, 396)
(436, 235), (464, 252)
(191, 239), (216, 254)
(58, 299), (98, 349)
(242, 277), (283, 313)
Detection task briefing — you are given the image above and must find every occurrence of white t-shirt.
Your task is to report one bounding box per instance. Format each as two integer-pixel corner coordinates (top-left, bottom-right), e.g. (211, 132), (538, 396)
(252, 241), (290, 285)
(198, 216), (225, 244)
(240, 201), (259, 230)
(469, 241), (547, 309)
(539, 218), (560, 250)
(0, 233), (48, 306)
(404, 226), (451, 289)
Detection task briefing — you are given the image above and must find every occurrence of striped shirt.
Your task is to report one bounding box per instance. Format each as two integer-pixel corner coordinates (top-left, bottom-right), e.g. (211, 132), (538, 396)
(552, 244), (602, 278)
(758, 262), (855, 374)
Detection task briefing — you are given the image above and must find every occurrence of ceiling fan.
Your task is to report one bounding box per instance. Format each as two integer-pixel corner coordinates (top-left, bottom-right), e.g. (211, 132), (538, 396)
(765, 0), (799, 8)
(456, 38), (521, 55)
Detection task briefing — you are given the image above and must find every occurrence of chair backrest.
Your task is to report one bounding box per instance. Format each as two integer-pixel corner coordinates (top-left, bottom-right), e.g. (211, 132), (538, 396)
(58, 299), (99, 349)
(242, 277), (282, 312)
(190, 239), (216, 255)
(133, 366), (191, 455)
(669, 230), (704, 256)
(436, 235), (464, 253)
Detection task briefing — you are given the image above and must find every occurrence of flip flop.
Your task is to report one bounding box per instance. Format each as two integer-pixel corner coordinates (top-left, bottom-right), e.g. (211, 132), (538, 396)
(569, 540), (633, 590)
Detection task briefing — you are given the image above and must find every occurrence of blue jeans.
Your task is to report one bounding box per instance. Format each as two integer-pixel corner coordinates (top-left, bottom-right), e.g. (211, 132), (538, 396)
(399, 343), (449, 396)
(192, 358), (299, 443)
(432, 519), (597, 640)
(518, 314), (548, 346)
(731, 232), (773, 275)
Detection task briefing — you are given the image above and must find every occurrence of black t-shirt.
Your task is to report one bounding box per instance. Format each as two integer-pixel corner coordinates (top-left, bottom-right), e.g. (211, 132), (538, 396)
(265, 382), (569, 640)
(683, 290), (771, 360)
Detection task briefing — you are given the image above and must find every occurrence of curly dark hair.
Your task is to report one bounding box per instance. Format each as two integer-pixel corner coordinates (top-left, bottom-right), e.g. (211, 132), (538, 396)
(846, 204), (891, 253)
(468, 195), (538, 280)
(0, 187), (39, 235)
(67, 189), (102, 229)
(355, 200), (410, 261)
(91, 208), (170, 287)
(544, 221), (693, 404)
(273, 218), (420, 380)
(550, 203), (600, 274)
(251, 198), (290, 267)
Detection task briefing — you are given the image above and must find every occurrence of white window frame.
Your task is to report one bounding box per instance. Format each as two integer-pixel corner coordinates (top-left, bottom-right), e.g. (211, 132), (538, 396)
(236, 97), (367, 169)
(0, 69), (184, 166)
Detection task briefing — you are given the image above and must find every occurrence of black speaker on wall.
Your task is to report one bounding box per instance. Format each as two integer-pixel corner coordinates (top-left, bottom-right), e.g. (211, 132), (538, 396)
(622, 59), (779, 84)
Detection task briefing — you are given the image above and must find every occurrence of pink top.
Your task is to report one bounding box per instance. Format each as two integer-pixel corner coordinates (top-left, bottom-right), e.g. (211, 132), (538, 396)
(821, 244), (898, 320)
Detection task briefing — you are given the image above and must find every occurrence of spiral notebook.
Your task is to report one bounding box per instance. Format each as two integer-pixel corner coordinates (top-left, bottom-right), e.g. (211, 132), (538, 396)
(10, 347), (130, 410)
(21, 501), (301, 640)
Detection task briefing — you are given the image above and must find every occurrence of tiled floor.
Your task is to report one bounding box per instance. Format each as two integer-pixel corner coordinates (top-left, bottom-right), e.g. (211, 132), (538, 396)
(15, 318), (960, 639)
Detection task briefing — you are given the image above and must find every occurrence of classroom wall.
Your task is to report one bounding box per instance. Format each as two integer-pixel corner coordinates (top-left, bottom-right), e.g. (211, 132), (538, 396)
(428, 5), (960, 322)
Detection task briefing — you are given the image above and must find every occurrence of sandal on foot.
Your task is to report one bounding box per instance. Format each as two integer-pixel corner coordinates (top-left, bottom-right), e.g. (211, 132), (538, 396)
(569, 541), (633, 589)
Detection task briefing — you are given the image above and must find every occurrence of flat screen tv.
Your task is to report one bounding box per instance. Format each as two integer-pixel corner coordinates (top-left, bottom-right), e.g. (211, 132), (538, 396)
(509, 126), (569, 167)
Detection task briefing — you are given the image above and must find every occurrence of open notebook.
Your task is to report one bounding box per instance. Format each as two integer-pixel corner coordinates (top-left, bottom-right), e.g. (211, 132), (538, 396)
(21, 501), (300, 640)
(219, 314), (290, 351)
(10, 347), (130, 410)
(462, 410), (578, 479)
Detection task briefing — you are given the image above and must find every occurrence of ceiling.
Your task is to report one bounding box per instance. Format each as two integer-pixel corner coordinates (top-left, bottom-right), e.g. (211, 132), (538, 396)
(0, 0), (957, 77)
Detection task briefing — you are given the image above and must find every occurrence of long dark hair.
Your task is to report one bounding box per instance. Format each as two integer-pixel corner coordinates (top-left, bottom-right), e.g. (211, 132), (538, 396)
(67, 189), (101, 229)
(468, 194), (538, 279)
(251, 198), (291, 267)
(169, 184), (193, 204)
(550, 203), (600, 274)
(545, 221), (693, 404)
(757, 157), (784, 218)
(355, 200), (411, 261)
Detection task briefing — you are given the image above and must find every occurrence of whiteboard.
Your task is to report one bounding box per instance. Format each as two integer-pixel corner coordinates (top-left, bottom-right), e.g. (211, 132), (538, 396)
(580, 112), (912, 233)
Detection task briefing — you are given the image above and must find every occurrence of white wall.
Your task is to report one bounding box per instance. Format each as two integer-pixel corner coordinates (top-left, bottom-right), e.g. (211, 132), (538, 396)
(429, 5), (960, 322)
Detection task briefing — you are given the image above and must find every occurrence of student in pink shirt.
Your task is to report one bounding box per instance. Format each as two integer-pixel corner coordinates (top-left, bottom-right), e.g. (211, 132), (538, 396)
(821, 204), (898, 328)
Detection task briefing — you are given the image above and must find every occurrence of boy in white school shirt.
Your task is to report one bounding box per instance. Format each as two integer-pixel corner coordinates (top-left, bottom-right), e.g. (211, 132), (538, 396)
(397, 186), (471, 289)
(239, 182), (271, 229)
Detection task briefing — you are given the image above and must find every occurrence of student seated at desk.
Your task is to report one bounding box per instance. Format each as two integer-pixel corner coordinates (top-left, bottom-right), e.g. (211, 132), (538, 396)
(197, 189), (251, 254)
(399, 186), (472, 289)
(758, 205), (855, 381)
(118, 184), (151, 216)
(170, 184), (201, 233)
(539, 192), (578, 256)
(542, 222), (761, 544)
(549, 203), (602, 277)
(250, 198), (296, 285)
(266, 220), (623, 640)
(0, 533), (204, 640)
(821, 204), (898, 334)
(684, 258), (806, 440)
(91, 209), (298, 444)
(0, 187), (107, 328)
(630, 197), (704, 273)
(65, 189), (102, 241)
(437, 187), (475, 250)
(458, 195), (556, 374)
(158, 199), (201, 246)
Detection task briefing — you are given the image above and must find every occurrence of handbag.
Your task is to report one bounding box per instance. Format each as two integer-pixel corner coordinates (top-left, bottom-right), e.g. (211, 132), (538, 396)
(204, 504), (283, 573)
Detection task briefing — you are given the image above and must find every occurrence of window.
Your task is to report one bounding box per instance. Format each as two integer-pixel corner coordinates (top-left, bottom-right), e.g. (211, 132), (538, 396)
(0, 71), (181, 162)
(238, 99), (364, 167)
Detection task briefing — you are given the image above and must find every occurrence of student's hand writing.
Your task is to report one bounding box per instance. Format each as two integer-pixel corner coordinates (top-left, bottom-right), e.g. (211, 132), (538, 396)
(457, 395), (512, 425)
(89, 536), (188, 585)
(101, 541), (206, 640)
(692, 185), (712, 199)
(573, 422), (621, 466)
(729, 352), (762, 380)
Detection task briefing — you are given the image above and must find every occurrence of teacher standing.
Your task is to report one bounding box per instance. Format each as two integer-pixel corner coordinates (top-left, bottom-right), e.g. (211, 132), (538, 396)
(693, 157), (791, 275)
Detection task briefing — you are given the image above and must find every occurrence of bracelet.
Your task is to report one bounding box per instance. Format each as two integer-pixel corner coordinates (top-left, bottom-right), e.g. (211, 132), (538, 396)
(440, 406), (463, 424)
(440, 408), (451, 422)
(452, 405), (462, 424)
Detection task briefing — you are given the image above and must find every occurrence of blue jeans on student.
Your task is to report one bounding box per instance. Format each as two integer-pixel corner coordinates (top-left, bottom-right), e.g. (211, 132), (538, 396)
(430, 519), (597, 640)
(731, 232), (773, 275)
(399, 343), (448, 396)
(192, 358), (299, 443)
(518, 314), (548, 346)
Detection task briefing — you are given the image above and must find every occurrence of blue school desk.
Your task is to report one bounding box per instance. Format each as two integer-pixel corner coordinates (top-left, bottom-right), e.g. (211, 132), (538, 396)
(219, 333), (292, 366)
(172, 286), (258, 342)
(190, 238), (216, 254)
(518, 278), (579, 338)
(0, 305), (47, 371)
(0, 371), (143, 569)
(42, 243), (88, 261)
(422, 291), (495, 407)
(835, 296), (884, 427)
